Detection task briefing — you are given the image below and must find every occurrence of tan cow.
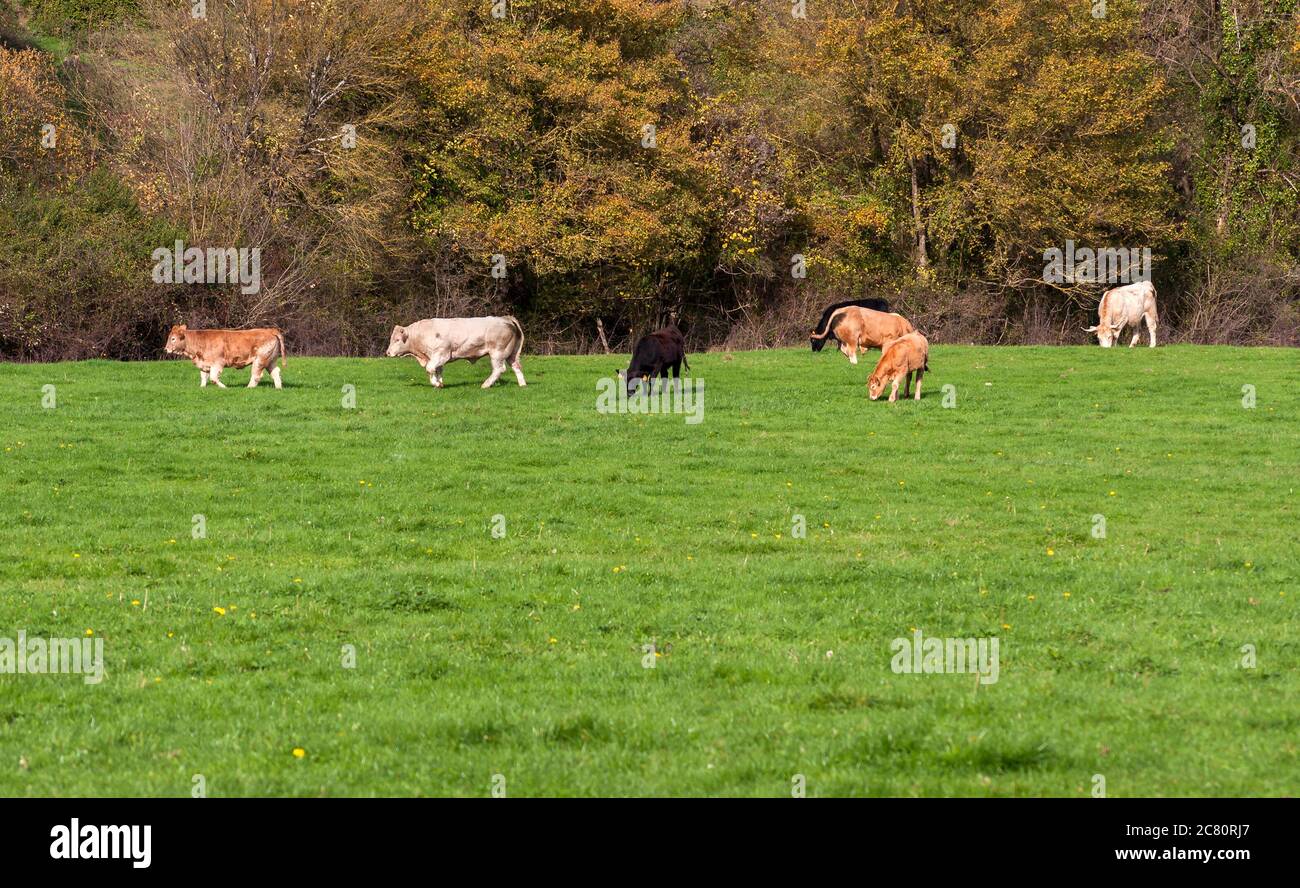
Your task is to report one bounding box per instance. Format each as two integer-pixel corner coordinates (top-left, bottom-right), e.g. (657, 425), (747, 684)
(867, 332), (929, 402)
(810, 306), (915, 365)
(1084, 281), (1158, 348)
(164, 325), (285, 388)
(385, 316), (526, 389)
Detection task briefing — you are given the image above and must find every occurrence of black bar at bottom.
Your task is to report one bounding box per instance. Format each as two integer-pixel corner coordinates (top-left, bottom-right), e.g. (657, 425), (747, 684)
(4, 798), (1286, 874)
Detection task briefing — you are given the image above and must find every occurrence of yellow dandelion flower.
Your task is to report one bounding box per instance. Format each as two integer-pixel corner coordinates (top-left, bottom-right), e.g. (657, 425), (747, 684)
(292, 748), (306, 758)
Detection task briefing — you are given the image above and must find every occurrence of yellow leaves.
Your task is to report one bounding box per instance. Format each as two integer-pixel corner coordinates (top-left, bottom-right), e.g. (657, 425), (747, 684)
(0, 46), (85, 177)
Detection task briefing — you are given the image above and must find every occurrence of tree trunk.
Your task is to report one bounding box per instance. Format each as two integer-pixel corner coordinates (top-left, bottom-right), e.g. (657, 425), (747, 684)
(910, 159), (929, 271)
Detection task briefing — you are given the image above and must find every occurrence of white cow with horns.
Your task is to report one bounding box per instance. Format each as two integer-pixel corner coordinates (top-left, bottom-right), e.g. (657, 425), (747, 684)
(1085, 281), (1159, 348)
(385, 316), (527, 388)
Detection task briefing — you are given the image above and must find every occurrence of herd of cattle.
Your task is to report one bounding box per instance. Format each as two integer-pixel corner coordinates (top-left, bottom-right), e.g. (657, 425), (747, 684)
(161, 281), (1161, 401)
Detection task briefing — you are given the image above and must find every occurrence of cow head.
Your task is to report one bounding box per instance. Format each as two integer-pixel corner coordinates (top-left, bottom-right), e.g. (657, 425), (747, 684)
(621, 364), (656, 396)
(1083, 323), (1121, 348)
(164, 324), (187, 355)
(385, 325), (409, 357)
(625, 369), (650, 396)
(867, 373), (886, 401)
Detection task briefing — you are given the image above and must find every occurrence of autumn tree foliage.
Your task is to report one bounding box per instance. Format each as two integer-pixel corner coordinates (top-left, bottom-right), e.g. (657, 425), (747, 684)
(0, 44), (82, 185)
(1, 0), (1297, 357)
(407, 0), (713, 333)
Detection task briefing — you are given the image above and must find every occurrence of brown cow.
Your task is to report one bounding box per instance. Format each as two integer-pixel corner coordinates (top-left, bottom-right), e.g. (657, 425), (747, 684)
(867, 332), (929, 402)
(810, 306), (914, 365)
(164, 325), (286, 388)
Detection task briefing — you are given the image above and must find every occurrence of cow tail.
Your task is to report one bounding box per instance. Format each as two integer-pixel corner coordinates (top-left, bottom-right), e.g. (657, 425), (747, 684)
(276, 330), (286, 367)
(504, 316), (525, 362)
(809, 308), (847, 348)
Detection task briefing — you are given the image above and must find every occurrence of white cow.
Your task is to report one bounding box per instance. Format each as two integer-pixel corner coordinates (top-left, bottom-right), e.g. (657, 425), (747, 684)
(1085, 281), (1159, 348)
(385, 316), (527, 388)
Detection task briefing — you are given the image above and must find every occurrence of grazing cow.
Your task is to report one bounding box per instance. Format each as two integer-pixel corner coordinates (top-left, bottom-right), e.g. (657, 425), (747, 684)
(810, 304), (914, 365)
(385, 316), (526, 389)
(809, 298), (891, 353)
(622, 324), (689, 394)
(1085, 281), (1158, 348)
(867, 332), (929, 402)
(164, 325), (285, 388)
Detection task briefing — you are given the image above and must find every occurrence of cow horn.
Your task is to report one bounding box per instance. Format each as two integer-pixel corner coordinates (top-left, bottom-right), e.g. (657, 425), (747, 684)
(1083, 325), (1099, 332)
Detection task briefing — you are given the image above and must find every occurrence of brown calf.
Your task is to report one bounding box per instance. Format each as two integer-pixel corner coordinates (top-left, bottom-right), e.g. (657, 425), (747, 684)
(164, 325), (286, 388)
(867, 332), (929, 402)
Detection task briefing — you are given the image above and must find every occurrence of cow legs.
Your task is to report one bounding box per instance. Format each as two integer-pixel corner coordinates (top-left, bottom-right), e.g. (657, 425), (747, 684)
(511, 356), (527, 386)
(1129, 327), (1141, 347)
(842, 342), (858, 365)
(210, 365), (227, 388)
(199, 369), (209, 387)
(903, 371), (912, 399)
(270, 365), (283, 389)
(888, 378), (900, 403)
(1145, 312), (1158, 347)
(913, 369), (924, 401)
(429, 364), (444, 388)
(481, 358), (506, 388)
(248, 361), (263, 388)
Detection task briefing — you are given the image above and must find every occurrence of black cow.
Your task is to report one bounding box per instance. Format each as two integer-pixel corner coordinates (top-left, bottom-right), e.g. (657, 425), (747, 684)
(810, 298), (891, 351)
(622, 324), (689, 394)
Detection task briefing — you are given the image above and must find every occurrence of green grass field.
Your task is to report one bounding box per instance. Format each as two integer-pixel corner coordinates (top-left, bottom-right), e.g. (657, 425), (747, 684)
(1, 345), (1295, 796)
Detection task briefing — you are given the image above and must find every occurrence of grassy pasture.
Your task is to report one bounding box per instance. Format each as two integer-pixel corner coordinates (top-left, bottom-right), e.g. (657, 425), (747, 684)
(0, 345), (1296, 796)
